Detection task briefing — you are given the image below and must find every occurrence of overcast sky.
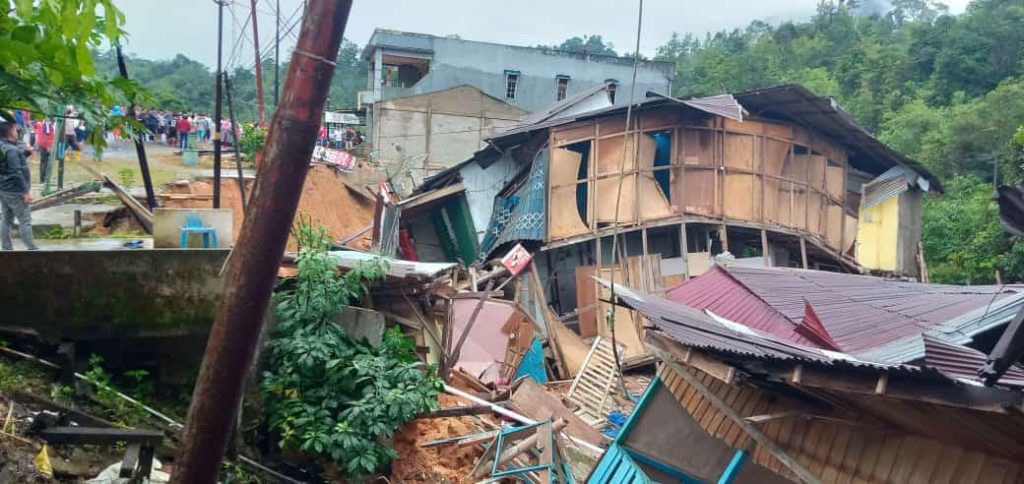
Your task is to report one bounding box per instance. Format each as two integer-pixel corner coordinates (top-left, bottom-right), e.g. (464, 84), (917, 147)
(112, 0), (972, 69)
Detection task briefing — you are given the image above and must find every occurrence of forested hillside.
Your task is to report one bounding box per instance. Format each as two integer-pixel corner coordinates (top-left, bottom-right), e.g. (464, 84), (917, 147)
(94, 0), (1024, 284)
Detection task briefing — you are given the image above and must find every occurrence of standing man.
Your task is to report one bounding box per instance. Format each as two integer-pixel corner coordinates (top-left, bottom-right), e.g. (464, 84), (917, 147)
(0, 122), (38, 251)
(33, 117), (55, 184)
(176, 114), (191, 150)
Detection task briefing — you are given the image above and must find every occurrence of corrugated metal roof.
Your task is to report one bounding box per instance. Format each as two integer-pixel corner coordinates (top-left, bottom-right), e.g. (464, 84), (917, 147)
(611, 283), (934, 377)
(862, 291), (1024, 363)
(922, 334), (1024, 388)
(646, 92), (745, 122)
(861, 166), (919, 209)
(665, 266), (820, 347)
(668, 264), (1023, 359)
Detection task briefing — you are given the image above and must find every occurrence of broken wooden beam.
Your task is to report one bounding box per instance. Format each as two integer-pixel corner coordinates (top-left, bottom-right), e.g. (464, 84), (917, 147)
(417, 405), (495, 419)
(30, 181), (102, 211)
(39, 426), (164, 446)
(79, 164), (153, 233)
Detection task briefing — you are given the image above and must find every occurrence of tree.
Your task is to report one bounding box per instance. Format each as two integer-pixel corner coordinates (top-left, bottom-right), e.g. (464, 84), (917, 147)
(548, 35), (617, 56)
(0, 0), (140, 137)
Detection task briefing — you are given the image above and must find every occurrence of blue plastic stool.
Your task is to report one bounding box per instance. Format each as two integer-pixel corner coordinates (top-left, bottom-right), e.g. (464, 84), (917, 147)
(179, 211), (218, 248)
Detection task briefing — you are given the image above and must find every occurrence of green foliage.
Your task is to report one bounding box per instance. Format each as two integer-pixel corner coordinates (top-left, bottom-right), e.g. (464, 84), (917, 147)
(117, 167), (135, 188)
(922, 175), (1024, 284)
(238, 125), (267, 163)
(652, 0), (1024, 282)
(91, 38), (369, 121)
(0, 0), (143, 146)
(84, 354), (149, 426)
(541, 35), (618, 56)
(261, 218), (440, 478)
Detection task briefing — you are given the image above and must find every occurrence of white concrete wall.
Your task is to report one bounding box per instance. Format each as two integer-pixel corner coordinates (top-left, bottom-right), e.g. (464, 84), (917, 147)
(153, 208), (234, 249)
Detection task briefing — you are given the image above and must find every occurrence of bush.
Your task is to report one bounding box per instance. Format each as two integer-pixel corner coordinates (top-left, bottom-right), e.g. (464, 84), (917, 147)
(261, 218), (441, 478)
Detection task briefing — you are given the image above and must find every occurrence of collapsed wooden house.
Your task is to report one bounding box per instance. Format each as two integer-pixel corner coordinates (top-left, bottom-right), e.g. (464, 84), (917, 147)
(395, 83), (941, 364)
(588, 285), (1024, 483)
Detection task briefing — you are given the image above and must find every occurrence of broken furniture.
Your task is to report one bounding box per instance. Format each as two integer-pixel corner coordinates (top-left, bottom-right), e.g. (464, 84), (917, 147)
(179, 211), (219, 248)
(471, 419), (572, 483)
(567, 337), (620, 428)
(39, 426), (164, 483)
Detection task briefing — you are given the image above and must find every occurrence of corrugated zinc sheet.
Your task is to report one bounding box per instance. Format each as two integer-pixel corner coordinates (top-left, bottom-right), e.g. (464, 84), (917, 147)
(712, 264), (1019, 355)
(614, 283), (927, 374)
(861, 166), (916, 209)
(862, 290), (1024, 363)
(665, 267), (819, 348)
(922, 334), (1024, 388)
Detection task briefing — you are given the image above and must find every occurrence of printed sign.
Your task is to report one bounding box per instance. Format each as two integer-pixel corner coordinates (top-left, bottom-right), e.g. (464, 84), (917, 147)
(501, 243), (533, 276)
(310, 146), (356, 172)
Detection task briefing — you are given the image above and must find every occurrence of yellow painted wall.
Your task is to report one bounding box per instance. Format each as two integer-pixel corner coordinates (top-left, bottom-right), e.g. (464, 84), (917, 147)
(856, 195), (900, 271)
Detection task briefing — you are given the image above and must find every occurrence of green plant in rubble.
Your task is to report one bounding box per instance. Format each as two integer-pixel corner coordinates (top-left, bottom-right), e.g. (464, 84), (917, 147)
(261, 217), (441, 478)
(84, 354), (148, 426)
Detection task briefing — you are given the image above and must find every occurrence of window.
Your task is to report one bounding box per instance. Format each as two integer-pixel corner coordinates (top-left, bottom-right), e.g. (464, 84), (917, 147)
(605, 79), (619, 103)
(505, 70), (520, 99)
(556, 75), (570, 101)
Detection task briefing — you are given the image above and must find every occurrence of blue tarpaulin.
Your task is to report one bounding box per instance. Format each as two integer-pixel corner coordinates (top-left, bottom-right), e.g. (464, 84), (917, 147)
(513, 337), (548, 384)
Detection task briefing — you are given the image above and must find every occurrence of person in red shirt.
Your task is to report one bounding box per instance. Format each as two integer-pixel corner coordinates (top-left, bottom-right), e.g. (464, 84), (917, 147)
(176, 114), (192, 150)
(33, 117), (55, 184)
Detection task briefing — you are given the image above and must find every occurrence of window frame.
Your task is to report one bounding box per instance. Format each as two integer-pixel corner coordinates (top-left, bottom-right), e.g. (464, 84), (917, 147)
(504, 70), (520, 100)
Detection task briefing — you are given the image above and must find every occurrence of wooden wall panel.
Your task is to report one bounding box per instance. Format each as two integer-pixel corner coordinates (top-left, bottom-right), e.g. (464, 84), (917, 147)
(549, 148), (590, 238)
(826, 202), (843, 249)
(826, 164), (845, 199)
(638, 173), (674, 220)
(724, 173), (757, 220)
(724, 133), (755, 170)
(575, 265), (597, 338)
(679, 129), (717, 166)
(597, 135), (639, 175)
(594, 176), (637, 223)
(764, 139), (789, 177)
(552, 122), (595, 146)
(654, 363), (1024, 484)
(683, 169), (717, 216)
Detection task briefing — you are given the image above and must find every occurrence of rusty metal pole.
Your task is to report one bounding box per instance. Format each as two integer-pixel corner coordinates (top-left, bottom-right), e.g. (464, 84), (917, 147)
(249, 0), (266, 124)
(170, 2), (352, 482)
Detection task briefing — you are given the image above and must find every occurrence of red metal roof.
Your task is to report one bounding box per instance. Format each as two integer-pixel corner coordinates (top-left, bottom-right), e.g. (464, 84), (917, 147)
(666, 266), (819, 347)
(667, 265), (1019, 354)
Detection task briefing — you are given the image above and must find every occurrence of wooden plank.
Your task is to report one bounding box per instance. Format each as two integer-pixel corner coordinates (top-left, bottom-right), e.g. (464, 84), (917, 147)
(659, 354), (822, 484)
(871, 435), (904, 483)
(576, 265), (598, 338)
(39, 427), (164, 446)
(119, 443), (141, 479)
(906, 438), (944, 484)
(417, 405), (494, 419)
(949, 450), (986, 484)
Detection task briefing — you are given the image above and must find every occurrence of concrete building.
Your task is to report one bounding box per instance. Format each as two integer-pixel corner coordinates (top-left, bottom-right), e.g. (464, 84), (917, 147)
(361, 29), (675, 112)
(370, 85), (527, 186)
(360, 29), (675, 186)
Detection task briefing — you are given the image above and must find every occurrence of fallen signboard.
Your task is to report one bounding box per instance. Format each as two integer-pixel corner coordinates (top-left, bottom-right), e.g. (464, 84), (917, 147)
(310, 145), (355, 172)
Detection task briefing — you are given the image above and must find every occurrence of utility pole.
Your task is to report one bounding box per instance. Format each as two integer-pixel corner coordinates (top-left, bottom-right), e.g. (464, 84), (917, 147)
(213, 0), (224, 209)
(250, 0), (266, 124)
(274, 0), (280, 108)
(114, 43), (158, 210)
(223, 72), (248, 211)
(171, 2), (353, 482)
